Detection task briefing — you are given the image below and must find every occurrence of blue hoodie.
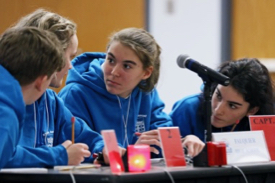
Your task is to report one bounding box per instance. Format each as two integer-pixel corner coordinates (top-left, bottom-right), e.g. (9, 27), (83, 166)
(170, 93), (249, 142)
(0, 65), (25, 168)
(170, 94), (205, 141)
(5, 89), (104, 168)
(59, 52), (172, 148)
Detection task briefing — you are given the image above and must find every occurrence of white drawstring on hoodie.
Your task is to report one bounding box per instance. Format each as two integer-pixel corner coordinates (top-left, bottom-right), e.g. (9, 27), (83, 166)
(116, 94), (131, 147)
(33, 94), (50, 147)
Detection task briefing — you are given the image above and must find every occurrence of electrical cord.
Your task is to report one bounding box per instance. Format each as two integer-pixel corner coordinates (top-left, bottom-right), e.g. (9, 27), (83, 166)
(163, 168), (175, 183)
(69, 169), (76, 183)
(231, 165), (248, 183)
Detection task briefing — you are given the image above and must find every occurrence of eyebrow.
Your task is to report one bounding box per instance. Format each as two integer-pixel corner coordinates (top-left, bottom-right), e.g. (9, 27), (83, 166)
(107, 52), (137, 65)
(216, 88), (243, 106)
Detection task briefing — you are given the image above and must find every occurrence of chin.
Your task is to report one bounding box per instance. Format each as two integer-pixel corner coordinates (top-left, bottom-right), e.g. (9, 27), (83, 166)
(211, 121), (223, 128)
(50, 82), (62, 88)
(106, 87), (118, 95)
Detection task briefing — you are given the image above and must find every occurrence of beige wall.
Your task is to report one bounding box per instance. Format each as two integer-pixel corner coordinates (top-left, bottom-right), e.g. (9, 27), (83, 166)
(232, 0), (275, 59)
(0, 0), (145, 92)
(232, 0), (275, 82)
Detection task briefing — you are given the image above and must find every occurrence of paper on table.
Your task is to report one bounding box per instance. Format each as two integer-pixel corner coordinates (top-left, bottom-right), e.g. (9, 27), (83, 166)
(54, 164), (101, 171)
(1, 168), (48, 173)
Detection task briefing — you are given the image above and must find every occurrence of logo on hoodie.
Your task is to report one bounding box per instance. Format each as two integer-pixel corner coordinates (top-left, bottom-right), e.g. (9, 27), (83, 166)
(43, 131), (54, 147)
(135, 115), (147, 133)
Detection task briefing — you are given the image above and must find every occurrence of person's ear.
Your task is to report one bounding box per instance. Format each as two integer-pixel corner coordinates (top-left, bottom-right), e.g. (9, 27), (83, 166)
(142, 66), (153, 80)
(34, 75), (48, 92)
(246, 106), (259, 117)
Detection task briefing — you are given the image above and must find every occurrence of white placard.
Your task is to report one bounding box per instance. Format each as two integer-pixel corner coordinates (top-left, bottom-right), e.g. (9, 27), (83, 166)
(212, 131), (270, 164)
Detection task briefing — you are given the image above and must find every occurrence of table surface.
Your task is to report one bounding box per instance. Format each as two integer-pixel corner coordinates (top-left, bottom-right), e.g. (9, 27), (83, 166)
(1, 161), (275, 183)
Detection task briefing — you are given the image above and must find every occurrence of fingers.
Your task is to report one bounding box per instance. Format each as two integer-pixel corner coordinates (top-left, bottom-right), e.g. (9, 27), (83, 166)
(67, 143), (91, 165)
(77, 143), (90, 158)
(83, 149), (91, 158)
(93, 159), (100, 165)
(142, 129), (159, 135)
(119, 147), (127, 156)
(150, 146), (159, 155)
(182, 135), (205, 157)
(137, 139), (161, 147)
(135, 130), (161, 147)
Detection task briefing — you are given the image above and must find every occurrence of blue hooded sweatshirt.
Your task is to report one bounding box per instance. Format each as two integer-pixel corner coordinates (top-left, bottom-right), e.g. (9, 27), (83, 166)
(170, 94), (205, 141)
(170, 93), (249, 142)
(5, 89), (104, 168)
(0, 65), (25, 168)
(59, 52), (172, 148)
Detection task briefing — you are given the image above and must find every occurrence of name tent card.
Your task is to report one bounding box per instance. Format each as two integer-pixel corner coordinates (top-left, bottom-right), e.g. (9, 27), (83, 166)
(249, 115), (275, 161)
(212, 131), (270, 164)
(101, 130), (125, 174)
(158, 127), (186, 167)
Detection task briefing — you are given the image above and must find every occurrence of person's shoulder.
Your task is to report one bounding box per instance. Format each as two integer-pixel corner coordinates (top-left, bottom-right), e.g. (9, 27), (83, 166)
(170, 93), (201, 113)
(0, 65), (20, 88)
(176, 93), (201, 105)
(0, 66), (23, 101)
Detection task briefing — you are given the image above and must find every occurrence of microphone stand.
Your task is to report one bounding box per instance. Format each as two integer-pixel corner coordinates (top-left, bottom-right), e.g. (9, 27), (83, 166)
(193, 76), (213, 167)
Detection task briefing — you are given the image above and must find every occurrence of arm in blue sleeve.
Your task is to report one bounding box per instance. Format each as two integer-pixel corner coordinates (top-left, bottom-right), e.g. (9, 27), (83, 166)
(5, 145), (67, 168)
(58, 84), (95, 130)
(149, 89), (173, 129)
(169, 94), (204, 140)
(74, 118), (105, 163)
(0, 127), (18, 168)
(53, 93), (104, 163)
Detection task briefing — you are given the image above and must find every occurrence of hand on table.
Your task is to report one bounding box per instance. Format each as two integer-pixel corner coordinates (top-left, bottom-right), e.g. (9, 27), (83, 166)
(62, 140), (91, 165)
(181, 135), (205, 157)
(135, 129), (161, 154)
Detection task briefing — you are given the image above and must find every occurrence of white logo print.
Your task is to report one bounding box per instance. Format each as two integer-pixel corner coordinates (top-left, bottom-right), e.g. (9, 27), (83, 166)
(43, 131), (54, 147)
(135, 115), (147, 133)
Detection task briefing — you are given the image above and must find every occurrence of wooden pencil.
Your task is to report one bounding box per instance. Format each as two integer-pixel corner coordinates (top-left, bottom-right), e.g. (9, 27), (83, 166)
(71, 116), (75, 144)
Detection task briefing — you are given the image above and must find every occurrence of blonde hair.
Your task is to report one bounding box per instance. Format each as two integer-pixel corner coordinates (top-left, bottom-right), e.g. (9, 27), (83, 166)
(14, 8), (76, 50)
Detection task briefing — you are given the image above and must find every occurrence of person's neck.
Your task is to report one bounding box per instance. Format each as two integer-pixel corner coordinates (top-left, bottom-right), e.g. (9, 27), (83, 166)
(118, 91), (133, 99)
(21, 84), (36, 105)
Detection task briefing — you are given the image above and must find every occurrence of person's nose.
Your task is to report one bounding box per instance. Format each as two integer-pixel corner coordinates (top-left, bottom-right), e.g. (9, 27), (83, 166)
(111, 65), (121, 77)
(214, 102), (225, 116)
(68, 61), (73, 70)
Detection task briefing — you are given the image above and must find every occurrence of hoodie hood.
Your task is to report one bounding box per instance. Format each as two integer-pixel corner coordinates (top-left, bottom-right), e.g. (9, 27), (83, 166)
(0, 65), (25, 123)
(66, 52), (109, 96)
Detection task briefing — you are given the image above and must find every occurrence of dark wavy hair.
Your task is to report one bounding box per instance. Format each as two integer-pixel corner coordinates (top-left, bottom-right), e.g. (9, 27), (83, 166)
(214, 58), (275, 115)
(199, 58), (275, 130)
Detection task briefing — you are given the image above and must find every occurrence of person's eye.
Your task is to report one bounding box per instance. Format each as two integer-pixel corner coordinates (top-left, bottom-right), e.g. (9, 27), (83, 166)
(229, 103), (237, 109)
(108, 58), (115, 64)
(216, 92), (222, 100)
(123, 63), (131, 69)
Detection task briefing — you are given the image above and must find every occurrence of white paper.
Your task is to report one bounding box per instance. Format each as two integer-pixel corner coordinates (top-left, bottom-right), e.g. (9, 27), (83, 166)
(212, 131), (270, 164)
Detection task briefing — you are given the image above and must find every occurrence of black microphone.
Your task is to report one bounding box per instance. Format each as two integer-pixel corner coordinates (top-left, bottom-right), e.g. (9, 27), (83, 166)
(177, 54), (230, 86)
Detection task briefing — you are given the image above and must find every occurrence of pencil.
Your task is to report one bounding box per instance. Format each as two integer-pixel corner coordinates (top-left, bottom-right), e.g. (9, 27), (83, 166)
(71, 116), (75, 144)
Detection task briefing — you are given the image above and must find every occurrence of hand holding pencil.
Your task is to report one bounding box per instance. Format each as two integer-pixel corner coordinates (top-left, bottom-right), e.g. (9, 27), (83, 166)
(60, 116), (91, 165)
(62, 141), (91, 165)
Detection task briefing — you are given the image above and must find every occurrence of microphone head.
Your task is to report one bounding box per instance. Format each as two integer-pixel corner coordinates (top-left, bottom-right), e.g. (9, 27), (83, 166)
(177, 54), (190, 68)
